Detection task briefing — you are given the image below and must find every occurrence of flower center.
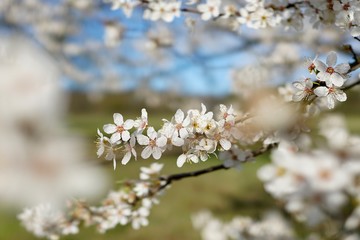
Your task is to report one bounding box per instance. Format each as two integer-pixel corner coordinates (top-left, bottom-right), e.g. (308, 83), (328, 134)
(326, 67), (334, 74)
(149, 139), (156, 147)
(276, 167), (286, 176)
(224, 122), (232, 131)
(305, 87), (313, 94)
(176, 123), (182, 130)
(214, 133), (221, 141)
(319, 169), (332, 180)
(117, 125), (124, 133)
(308, 63), (315, 72)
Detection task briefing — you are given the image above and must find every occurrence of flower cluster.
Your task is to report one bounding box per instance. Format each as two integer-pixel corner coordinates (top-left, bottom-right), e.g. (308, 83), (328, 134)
(82, 163), (165, 232)
(143, 1), (181, 22)
(292, 51), (350, 109)
(106, 0), (360, 37)
(97, 104), (254, 169)
(19, 163), (166, 239)
(192, 210), (295, 240)
(258, 115), (360, 230)
(18, 204), (79, 240)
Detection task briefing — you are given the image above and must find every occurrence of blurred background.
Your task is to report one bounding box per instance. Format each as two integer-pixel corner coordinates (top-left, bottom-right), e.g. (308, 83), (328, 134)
(0, 0), (360, 239)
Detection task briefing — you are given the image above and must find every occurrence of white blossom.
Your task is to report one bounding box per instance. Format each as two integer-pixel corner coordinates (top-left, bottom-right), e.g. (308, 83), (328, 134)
(197, 0), (221, 21)
(103, 113), (134, 143)
(137, 127), (167, 159)
(315, 51), (350, 87)
(314, 86), (347, 109)
(292, 78), (314, 102)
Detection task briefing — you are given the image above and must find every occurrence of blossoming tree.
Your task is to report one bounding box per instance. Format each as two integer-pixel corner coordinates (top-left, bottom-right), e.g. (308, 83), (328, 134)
(9, 0), (360, 239)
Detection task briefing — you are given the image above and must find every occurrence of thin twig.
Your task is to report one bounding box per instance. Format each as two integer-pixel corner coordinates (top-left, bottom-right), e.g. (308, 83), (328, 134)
(347, 45), (360, 72)
(342, 79), (360, 91)
(158, 144), (276, 190)
(341, 45), (360, 91)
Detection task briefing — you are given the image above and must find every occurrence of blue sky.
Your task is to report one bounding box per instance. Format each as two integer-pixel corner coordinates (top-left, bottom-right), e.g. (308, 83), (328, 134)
(56, 2), (360, 96)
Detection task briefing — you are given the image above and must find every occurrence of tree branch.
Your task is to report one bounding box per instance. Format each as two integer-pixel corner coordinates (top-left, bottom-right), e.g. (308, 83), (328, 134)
(342, 45), (360, 91)
(158, 144), (276, 190)
(348, 45), (360, 72)
(342, 79), (360, 91)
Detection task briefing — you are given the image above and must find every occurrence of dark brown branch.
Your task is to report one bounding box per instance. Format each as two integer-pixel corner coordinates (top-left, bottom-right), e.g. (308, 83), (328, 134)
(158, 144), (276, 190)
(136, 0), (305, 20)
(341, 45), (360, 91)
(347, 44), (360, 72)
(342, 79), (360, 91)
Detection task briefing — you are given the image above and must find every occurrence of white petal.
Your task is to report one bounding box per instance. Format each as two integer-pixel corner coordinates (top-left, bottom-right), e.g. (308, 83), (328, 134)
(204, 112), (213, 120)
(257, 165), (277, 181)
(293, 82), (305, 90)
(141, 108), (148, 119)
(201, 12), (212, 21)
(162, 13), (174, 23)
(130, 135), (136, 146)
(334, 91), (347, 102)
(201, 103), (207, 114)
(305, 79), (313, 88)
(132, 148), (137, 159)
(122, 131), (130, 142)
(152, 147), (162, 160)
(147, 127), (157, 140)
(314, 87), (329, 97)
(199, 152), (208, 161)
(179, 128), (189, 138)
(103, 124), (117, 134)
(327, 95), (335, 109)
(325, 78), (333, 87)
(177, 154), (187, 167)
(110, 132), (121, 143)
(172, 136), (184, 147)
(113, 158), (117, 170)
(212, 8), (219, 17)
(317, 71), (327, 81)
(190, 154), (199, 163)
(97, 128), (103, 137)
(105, 151), (115, 161)
(220, 138), (231, 150)
(156, 136), (167, 147)
(124, 119), (134, 129)
(292, 91), (306, 102)
(330, 73), (344, 87)
(97, 146), (104, 157)
(137, 135), (150, 145)
(182, 116), (190, 126)
(141, 146), (152, 159)
(174, 109), (184, 123)
(228, 105), (234, 114)
(314, 60), (327, 72)
(326, 51), (337, 66)
(335, 63), (350, 74)
(113, 113), (124, 125)
(197, 4), (207, 12)
(121, 152), (132, 165)
(219, 104), (226, 113)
